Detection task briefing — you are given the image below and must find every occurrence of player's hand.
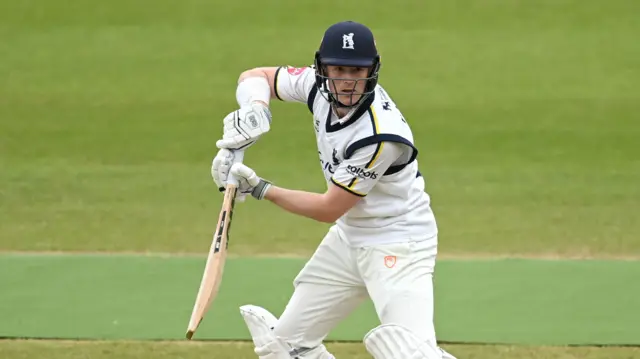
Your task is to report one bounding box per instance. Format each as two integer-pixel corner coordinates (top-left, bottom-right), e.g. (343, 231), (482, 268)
(216, 102), (271, 150)
(211, 148), (248, 202)
(229, 163), (272, 200)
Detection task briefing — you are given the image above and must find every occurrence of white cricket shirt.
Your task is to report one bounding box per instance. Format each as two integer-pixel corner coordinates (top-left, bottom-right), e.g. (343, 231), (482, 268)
(273, 65), (438, 246)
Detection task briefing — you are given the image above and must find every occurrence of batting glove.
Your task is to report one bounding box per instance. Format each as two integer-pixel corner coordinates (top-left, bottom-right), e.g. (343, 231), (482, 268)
(216, 102), (271, 151)
(211, 148), (248, 202)
(229, 163), (272, 200)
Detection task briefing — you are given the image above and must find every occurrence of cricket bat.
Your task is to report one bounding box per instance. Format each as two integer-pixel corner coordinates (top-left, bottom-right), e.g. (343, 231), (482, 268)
(185, 151), (244, 340)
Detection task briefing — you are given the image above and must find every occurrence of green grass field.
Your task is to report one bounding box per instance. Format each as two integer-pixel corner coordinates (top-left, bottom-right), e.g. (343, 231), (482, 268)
(1, 0), (639, 358)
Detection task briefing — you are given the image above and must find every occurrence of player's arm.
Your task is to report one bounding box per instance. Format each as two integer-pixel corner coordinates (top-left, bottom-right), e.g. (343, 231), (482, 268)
(216, 65), (316, 150)
(226, 142), (403, 223)
(236, 65), (316, 107)
(265, 142), (403, 222)
(261, 184), (361, 224)
(235, 67), (280, 107)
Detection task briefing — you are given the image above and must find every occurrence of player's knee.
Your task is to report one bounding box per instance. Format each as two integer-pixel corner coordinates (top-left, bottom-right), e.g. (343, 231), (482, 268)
(376, 293), (436, 340)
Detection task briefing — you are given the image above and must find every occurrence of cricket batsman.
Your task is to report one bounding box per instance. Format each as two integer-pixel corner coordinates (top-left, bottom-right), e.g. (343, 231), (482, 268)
(211, 20), (457, 359)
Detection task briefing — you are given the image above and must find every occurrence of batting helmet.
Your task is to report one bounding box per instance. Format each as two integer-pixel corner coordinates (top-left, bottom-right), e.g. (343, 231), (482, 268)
(314, 21), (381, 108)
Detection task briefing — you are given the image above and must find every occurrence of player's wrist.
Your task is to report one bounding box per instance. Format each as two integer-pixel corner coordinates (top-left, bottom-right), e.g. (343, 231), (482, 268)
(251, 179), (272, 200)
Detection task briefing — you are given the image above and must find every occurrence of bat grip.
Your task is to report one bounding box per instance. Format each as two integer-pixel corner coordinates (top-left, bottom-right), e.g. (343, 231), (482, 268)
(227, 150), (245, 187)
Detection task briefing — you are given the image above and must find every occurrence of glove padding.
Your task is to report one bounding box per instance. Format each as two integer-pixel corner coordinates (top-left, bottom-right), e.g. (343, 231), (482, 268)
(216, 102), (271, 150)
(211, 149), (248, 202)
(229, 163), (272, 200)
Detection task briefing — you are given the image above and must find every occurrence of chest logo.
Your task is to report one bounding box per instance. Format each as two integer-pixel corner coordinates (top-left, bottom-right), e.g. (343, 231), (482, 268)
(319, 149), (341, 175)
(331, 149), (340, 166)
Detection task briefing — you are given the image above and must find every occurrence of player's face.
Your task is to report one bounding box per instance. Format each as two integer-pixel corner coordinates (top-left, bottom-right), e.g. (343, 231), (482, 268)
(326, 65), (370, 106)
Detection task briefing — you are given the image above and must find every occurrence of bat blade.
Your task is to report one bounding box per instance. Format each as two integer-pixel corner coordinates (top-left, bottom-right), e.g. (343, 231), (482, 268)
(185, 184), (238, 340)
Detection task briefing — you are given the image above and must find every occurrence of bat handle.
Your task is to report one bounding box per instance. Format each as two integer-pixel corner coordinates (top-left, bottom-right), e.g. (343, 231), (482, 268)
(227, 150), (245, 187)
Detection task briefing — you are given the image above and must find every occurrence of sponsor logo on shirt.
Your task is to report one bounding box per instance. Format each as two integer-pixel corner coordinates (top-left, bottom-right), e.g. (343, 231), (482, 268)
(347, 165), (378, 180)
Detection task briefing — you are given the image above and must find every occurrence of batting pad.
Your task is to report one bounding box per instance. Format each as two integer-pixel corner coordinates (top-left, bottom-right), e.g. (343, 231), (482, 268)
(364, 324), (442, 359)
(240, 305), (279, 349)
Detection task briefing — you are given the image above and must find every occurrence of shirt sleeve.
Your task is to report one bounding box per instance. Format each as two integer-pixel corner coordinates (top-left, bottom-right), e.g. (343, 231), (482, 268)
(273, 66), (316, 104)
(330, 141), (404, 197)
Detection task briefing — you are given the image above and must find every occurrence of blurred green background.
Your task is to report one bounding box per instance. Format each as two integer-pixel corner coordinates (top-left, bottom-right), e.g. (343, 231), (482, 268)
(1, 0), (640, 357)
(2, 0), (638, 257)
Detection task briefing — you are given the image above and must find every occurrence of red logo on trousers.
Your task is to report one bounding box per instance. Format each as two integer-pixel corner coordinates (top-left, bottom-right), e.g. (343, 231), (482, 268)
(384, 255), (397, 268)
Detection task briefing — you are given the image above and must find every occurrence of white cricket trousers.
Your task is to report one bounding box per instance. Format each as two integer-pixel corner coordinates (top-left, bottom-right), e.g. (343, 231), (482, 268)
(273, 225), (439, 350)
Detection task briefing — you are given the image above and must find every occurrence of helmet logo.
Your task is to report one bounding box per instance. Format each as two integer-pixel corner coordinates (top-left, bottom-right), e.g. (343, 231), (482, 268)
(342, 33), (355, 50)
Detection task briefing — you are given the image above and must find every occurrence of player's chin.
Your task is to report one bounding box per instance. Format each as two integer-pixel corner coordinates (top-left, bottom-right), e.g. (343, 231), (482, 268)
(337, 93), (362, 106)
